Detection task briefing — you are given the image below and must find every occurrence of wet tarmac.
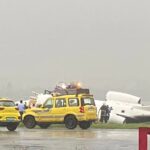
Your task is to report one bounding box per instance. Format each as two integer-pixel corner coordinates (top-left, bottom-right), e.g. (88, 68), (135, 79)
(0, 127), (139, 150)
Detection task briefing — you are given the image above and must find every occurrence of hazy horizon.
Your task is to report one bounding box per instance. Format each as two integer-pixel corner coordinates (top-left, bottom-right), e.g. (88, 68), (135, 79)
(0, 1), (150, 104)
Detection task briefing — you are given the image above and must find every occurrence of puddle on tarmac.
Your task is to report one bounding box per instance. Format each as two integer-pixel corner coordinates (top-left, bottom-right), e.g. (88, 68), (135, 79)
(0, 128), (138, 150)
(4, 145), (45, 150)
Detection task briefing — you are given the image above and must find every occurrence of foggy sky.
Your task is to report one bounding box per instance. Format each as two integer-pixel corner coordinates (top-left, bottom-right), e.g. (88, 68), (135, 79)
(0, 0), (150, 103)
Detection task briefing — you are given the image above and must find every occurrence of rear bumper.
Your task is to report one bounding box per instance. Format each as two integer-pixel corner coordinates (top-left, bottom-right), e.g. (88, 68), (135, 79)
(0, 121), (20, 126)
(77, 115), (97, 122)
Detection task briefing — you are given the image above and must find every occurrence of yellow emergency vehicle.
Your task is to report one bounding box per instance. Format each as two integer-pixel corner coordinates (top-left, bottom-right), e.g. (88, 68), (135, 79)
(23, 89), (97, 129)
(0, 98), (20, 131)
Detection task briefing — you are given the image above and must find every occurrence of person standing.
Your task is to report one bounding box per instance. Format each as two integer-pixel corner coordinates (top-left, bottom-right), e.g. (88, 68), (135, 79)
(105, 105), (110, 123)
(18, 100), (25, 121)
(100, 103), (107, 123)
(24, 102), (28, 109)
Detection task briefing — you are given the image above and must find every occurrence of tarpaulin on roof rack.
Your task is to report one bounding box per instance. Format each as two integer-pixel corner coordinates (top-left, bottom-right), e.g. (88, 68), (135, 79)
(53, 88), (90, 96)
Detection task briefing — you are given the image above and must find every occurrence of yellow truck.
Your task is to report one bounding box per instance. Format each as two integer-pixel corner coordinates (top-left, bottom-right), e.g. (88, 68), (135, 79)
(0, 98), (20, 131)
(23, 91), (97, 129)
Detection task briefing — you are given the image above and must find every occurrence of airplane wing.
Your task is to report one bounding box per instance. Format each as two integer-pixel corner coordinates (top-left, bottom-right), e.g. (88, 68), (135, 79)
(116, 113), (150, 123)
(116, 112), (144, 123)
(116, 113), (134, 120)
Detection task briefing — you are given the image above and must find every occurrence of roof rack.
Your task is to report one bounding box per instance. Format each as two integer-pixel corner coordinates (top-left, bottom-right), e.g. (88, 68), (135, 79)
(51, 88), (90, 96)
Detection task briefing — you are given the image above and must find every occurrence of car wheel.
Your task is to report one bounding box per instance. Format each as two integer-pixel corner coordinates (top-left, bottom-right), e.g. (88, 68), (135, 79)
(65, 115), (77, 129)
(7, 123), (19, 131)
(23, 116), (36, 129)
(38, 123), (51, 129)
(79, 121), (91, 129)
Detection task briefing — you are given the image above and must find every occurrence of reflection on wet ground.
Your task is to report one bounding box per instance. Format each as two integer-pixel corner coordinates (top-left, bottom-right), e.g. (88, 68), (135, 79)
(0, 127), (138, 150)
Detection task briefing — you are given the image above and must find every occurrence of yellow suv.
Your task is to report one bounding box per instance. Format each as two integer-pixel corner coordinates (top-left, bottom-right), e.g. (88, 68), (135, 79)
(23, 93), (97, 129)
(0, 98), (20, 131)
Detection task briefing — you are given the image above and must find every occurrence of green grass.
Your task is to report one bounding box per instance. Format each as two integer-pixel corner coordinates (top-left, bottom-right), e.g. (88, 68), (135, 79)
(19, 122), (150, 129)
(18, 122), (24, 127)
(92, 122), (150, 129)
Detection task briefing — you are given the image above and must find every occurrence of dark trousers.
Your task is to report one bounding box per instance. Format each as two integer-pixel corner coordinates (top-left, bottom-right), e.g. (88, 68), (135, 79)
(100, 110), (108, 123)
(19, 111), (24, 121)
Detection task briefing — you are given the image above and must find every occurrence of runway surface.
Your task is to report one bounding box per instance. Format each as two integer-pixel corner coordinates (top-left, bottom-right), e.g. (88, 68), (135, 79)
(0, 126), (141, 150)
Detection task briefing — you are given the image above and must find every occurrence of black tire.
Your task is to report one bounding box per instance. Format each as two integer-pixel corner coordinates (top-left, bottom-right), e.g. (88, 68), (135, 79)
(7, 123), (19, 131)
(38, 123), (51, 129)
(64, 115), (77, 129)
(79, 121), (91, 129)
(23, 116), (36, 129)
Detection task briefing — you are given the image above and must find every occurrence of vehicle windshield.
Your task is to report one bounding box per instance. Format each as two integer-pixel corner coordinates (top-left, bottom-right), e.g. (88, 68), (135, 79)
(0, 101), (15, 107)
(81, 98), (95, 106)
(44, 98), (53, 108)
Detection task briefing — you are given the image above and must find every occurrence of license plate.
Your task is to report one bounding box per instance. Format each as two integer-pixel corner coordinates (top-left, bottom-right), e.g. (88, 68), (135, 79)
(6, 118), (15, 122)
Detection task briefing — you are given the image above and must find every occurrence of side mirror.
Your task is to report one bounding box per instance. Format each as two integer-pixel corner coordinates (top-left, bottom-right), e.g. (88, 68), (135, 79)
(36, 104), (42, 108)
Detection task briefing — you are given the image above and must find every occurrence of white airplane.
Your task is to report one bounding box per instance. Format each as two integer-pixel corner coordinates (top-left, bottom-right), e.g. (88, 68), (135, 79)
(15, 91), (52, 108)
(95, 91), (150, 124)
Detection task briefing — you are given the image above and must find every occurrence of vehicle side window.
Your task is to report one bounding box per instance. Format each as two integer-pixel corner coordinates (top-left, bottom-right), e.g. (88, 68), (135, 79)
(81, 98), (95, 106)
(44, 99), (53, 108)
(55, 99), (66, 108)
(68, 98), (79, 107)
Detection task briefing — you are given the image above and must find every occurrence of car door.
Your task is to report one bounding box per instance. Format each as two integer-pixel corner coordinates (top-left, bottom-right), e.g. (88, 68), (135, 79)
(38, 98), (55, 122)
(52, 98), (67, 122)
(68, 98), (79, 114)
